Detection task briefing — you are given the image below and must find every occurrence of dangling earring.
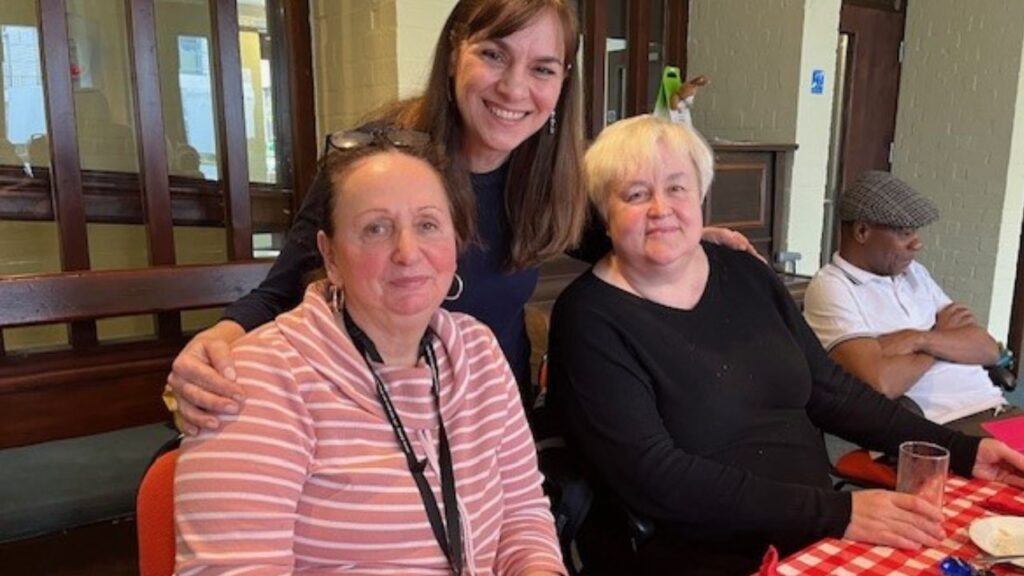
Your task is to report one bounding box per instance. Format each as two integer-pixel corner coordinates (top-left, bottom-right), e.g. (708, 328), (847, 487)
(447, 79), (453, 103)
(329, 283), (343, 312)
(548, 111), (557, 135)
(445, 274), (464, 301)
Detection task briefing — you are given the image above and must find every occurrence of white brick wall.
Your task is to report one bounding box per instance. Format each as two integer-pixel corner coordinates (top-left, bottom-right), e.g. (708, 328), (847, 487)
(688, 0), (839, 273)
(894, 0), (1024, 339)
(688, 0), (804, 142)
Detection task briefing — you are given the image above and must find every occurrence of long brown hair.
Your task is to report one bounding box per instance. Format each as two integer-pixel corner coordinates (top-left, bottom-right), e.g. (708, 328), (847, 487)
(375, 0), (586, 270)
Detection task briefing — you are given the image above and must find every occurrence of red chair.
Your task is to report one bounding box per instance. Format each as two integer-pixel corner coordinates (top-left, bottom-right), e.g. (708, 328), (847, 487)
(832, 448), (896, 490)
(137, 444), (180, 576)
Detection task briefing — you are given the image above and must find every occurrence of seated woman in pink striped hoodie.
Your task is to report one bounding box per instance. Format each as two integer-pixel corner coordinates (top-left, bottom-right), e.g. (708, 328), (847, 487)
(173, 130), (564, 576)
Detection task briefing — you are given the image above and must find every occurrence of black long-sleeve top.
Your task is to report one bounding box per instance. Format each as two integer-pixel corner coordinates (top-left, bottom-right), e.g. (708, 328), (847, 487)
(547, 243), (980, 571)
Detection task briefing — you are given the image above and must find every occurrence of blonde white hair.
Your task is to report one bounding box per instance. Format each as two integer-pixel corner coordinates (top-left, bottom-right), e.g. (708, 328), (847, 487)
(584, 114), (714, 222)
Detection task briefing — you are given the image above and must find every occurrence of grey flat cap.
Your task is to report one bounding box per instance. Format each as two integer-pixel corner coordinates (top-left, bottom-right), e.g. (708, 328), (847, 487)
(839, 171), (939, 228)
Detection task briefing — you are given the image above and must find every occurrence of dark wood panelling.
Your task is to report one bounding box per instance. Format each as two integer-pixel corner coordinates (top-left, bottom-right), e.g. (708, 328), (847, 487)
(583, 0), (607, 139)
(281, 0), (317, 210)
(0, 262), (272, 328)
(708, 159), (770, 229)
(626, 0), (650, 117)
(0, 261), (271, 448)
(0, 166), (292, 231)
(844, 0), (904, 12)
(38, 0), (88, 273)
(210, 0), (253, 259)
(665, 0), (689, 74)
(4, 0), (318, 453)
(127, 0), (179, 338)
(710, 144), (796, 261)
(0, 517), (138, 576)
(0, 352), (172, 449)
(39, 0), (97, 348)
(126, 0), (174, 264)
(532, 254), (590, 305)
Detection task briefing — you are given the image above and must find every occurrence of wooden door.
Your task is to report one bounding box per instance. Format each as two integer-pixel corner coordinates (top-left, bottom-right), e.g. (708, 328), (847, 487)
(837, 0), (906, 190)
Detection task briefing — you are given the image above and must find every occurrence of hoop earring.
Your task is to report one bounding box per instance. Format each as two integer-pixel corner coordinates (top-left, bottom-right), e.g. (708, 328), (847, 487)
(329, 283), (344, 312)
(548, 111), (557, 135)
(445, 274), (464, 301)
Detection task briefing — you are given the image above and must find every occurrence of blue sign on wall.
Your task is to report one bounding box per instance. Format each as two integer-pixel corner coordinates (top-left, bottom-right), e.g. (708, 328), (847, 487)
(811, 69), (826, 95)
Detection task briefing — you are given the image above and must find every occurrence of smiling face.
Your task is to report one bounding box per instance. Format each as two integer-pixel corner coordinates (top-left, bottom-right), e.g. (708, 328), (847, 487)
(318, 152), (457, 329)
(605, 141), (705, 270)
(860, 224), (923, 276)
(451, 8), (567, 172)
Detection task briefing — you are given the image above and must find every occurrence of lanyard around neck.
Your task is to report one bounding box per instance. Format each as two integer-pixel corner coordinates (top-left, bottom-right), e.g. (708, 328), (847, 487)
(341, 308), (463, 575)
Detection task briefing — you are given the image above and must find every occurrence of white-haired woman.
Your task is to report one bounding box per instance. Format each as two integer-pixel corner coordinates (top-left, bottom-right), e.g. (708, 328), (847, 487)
(547, 115), (1024, 574)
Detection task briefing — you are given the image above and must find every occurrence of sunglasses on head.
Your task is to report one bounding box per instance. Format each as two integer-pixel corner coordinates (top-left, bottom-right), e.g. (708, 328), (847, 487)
(322, 128), (431, 156)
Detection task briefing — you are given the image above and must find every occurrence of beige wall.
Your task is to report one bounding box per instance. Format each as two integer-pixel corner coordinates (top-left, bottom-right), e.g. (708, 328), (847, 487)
(313, 0), (399, 137)
(312, 0), (455, 140)
(688, 0), (839, 274)
(395, 0), (456, 99)
(894, 0), (1024, 339)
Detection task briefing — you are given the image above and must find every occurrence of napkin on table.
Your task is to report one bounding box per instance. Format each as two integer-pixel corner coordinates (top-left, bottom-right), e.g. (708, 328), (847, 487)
(979, 491), (1024, 516)
(757, 545), (780, 576)
(981, 415), (1024, 452)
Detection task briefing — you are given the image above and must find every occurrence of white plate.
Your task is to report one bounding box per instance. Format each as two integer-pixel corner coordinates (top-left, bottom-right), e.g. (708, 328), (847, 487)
(968, 516), (1024, 568)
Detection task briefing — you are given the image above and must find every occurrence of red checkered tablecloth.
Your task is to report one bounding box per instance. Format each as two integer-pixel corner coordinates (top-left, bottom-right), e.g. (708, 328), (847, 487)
(775, 477), (1024, 575)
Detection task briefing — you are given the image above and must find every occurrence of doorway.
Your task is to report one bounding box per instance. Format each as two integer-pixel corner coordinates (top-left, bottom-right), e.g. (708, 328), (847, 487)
(821, 0), (907, 263)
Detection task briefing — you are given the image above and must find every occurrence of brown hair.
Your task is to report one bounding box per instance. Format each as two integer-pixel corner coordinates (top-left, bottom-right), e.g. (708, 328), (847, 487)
(374, 0), (586, 270)
(318, 140), (472, 249)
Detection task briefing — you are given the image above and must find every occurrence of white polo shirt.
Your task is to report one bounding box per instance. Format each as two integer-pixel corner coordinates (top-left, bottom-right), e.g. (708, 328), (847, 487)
(803, 253), (1004, 424)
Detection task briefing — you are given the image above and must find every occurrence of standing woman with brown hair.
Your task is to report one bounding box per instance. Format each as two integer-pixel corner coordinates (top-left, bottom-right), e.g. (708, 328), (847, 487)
(166, 0), (753, 433)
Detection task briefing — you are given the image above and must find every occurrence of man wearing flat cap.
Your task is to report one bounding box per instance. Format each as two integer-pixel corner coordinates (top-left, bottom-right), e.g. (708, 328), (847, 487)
(804, 171), (1015, 431)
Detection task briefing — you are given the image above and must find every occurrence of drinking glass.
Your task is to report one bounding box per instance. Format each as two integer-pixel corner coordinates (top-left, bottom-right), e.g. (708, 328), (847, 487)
(896, 441), (950, 509)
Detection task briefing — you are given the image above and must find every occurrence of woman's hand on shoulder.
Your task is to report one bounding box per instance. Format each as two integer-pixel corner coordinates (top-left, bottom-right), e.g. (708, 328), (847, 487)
(701, 226), (766, 263)
(844, 490), (945, 550)
(973, 438), (1024, 488)
(167, 320), (247, 435)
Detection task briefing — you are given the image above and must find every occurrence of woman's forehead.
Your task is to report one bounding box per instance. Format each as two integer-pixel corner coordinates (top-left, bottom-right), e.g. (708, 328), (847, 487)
(335, 154), (446, 204)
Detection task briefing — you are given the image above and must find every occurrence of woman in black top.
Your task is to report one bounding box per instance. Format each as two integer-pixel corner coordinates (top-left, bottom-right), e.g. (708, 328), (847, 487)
(547, 115), (1024, 574)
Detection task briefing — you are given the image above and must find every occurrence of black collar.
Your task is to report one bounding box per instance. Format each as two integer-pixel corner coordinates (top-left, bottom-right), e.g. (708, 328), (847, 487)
(341, 307), (434, 363)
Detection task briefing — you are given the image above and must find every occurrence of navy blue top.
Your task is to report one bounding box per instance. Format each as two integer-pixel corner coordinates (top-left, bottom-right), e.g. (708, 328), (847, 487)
(443, 163), (538, 394)
(223, 162), (540, 396)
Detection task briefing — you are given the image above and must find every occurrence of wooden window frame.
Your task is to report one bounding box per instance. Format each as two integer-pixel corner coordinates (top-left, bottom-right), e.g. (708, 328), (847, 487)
(582, 0), (689, 138)
(0, 0), (315, 242)
(0, 0), (317, 448)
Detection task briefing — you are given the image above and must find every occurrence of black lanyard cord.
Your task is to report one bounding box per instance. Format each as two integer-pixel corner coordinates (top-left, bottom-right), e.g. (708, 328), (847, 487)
(342, 309), (463, 575)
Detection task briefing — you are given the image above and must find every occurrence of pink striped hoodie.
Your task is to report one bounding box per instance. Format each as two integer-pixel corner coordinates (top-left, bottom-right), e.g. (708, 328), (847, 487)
(174, 282), (565, 575)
